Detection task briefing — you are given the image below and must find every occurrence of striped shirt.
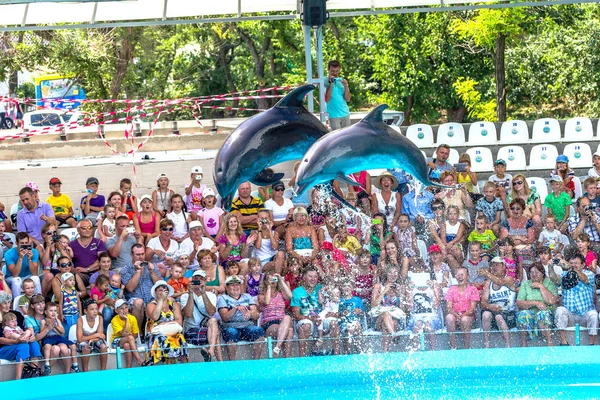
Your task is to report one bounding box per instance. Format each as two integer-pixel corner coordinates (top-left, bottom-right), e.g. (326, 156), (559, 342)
(260, 291), (286, 324)
(231, 196), (264, 230)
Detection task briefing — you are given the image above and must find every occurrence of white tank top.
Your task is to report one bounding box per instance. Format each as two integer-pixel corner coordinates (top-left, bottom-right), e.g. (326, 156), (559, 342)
(488, 282), (516, 312)
(319, 225), (334, 243)
(254, 233), (277, 264)
(82, 315), (99, 335)
(376, 192), (397, 226)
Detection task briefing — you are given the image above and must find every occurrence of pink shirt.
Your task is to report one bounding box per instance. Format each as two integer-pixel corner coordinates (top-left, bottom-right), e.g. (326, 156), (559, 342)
(185, 184), (206, 213)
(444, 285), (480, 314)
(260, 291), (286, 324)
(90, 286), (105, 301)
(198, 206), (225, 236)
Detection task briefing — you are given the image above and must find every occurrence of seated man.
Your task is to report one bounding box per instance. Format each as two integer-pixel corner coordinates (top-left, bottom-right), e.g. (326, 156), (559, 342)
(71, 218), (106, 286)
(217, 275), (264, 360)
(291, 267), (340, 356)
(16, 187), (56, 246)
(480, 257), (517, 348)
(179, 221), (216, 270)
(181, 270), (222, 361)
(551, 253), (598, 345)
(444, 267), (480, 350)
(231, 182), (263, 235)
(107, 215), (144, 272)
(5, 232), (41, 296)
(120, 244), (161, 332)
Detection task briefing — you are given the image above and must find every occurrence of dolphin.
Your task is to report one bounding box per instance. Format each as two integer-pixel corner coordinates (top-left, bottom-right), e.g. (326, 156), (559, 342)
(213, 84), (329, 210)
(294, 104), (450, 198)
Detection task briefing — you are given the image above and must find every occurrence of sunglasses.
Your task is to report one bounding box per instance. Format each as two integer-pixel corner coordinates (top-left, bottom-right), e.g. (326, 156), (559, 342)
(161, 227), (174, 231)
(273, 187), (284, 192)
(431, 206), (444, 211)
(510, 207), (522, 211)
(385, 205), (390, 216)
(79, 226), (93, 231)
(59, 262), (72, 268)
(512, 181), (523, 186)
(46, 231), (56, 235)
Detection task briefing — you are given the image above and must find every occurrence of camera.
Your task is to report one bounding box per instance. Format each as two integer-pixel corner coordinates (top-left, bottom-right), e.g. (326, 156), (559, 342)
(271, 277), (278, 283)
(195, 175), (202, 180)
(140, 262), (149, 268)
(261, 218), (268, 224)
(323, 254), (332, 261)
(584, 205), (592, 216)
(21, 244), (32, 250)
(191, 280), (202, 286)
(52, 233), (60, 243)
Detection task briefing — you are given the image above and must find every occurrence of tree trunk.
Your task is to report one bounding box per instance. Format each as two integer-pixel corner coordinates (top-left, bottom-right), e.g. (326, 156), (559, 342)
(8, 70), (18, 95)
(494, 33), (507, 122)
(235, 26), (271, 110)
(109, 27), (139, 101)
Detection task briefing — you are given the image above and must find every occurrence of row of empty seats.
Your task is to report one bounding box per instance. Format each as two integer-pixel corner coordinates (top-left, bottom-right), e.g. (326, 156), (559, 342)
(406, 118), (599, 148)
(420, 142), (597, 173)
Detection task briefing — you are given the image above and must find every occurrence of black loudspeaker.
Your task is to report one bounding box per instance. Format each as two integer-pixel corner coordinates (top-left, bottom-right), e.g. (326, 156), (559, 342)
(302, 0), (328, 27)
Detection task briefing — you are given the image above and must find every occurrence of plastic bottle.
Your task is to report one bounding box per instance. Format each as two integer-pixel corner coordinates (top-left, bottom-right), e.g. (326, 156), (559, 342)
(74, 207), (81, 221)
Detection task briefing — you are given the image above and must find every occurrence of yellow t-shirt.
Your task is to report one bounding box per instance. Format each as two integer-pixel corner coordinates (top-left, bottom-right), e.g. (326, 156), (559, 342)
(111, 314), (139, 337)
(334, 235), (362, 257)
(46, 193), (73, 215)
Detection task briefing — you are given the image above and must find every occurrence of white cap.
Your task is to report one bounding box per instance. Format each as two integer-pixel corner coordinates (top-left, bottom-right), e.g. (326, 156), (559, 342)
(156, 173), (168, 181)
(188, 221), (203, 230)
(203, 188), (215, 197)
(549, 175), (563, 183)
(140, 194), (153, 202)
(192, 270), (207, 279)
(225, 275), (244, 285)
(490, 256), (505, 264)
(61, 272), (74, 283)
(115, 299), (127, 309)
(191, 166), (203, 174)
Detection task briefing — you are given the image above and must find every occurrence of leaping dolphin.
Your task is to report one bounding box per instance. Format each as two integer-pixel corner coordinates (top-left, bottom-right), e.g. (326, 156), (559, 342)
(294, 104), (449, 197)
(213, 84), (329, 210)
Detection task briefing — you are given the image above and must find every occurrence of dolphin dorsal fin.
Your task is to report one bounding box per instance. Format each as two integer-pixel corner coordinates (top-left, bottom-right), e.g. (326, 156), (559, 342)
(276, 84), (316, 107)
(361, 104), (389, 125)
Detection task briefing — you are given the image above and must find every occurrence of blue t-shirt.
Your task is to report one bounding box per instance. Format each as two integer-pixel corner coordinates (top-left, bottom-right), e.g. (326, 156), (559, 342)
(290, 284), (322, 317)
(24, 315), (42, 335)
(4, 247), (40, 278)
(325, 80), (350, 118)
(338, 296), (365, 326)
(475, 197), (505, 224)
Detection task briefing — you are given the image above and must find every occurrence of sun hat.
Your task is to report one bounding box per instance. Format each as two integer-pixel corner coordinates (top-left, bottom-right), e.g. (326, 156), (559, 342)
(86, 177), (99, 186)
(25, 182), (39, 191)
(188, 221), (203, 230)
(225, 275), (244, 285)
(272, 181), (285, 190)
(156, 173), (168, 181)
(150, 280), (174, 298)
(556, 155), (569, 163)
(374, 171), (399, 190)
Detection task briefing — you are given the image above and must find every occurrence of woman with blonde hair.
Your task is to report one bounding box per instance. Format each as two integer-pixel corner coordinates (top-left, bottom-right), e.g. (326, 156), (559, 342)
(258, 270), (294, 357)
(218, 213), (254, 275)
(507, 173), (542, 231)
(285, 207), (319, 265)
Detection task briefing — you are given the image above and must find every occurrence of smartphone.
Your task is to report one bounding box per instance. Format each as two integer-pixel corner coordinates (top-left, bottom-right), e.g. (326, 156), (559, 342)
(372, 219), (382, 225)
(454, 163), (468, 172)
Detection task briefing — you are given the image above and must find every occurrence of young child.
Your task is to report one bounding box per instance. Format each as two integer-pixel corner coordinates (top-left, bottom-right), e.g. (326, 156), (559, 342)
(338, 280), (365, 353)
(167, 194), (191, 243)
(588, 151), (600, 179)
(428, 244), (450, 288)
(352, 250), (374, 309)
(40, 302), (79, 374)
(488, 159), (512, 195)
(341, 192), (362, 238)
(543, 175), (571, 232)
(185, 166), (207, 216)
(552, 155), (575, 198)
(3, 312), (33, 340)
(499, 238), (523, 282)
(108, 273), (124, 301)
(119, 178), (138, 220)
(225, 260), (241, 279)
(462, 241), (489, 292)
(47, 177), (76, 227)
(537, 214), (564, 256)
(80, 177), (105, 226)
(76, 299), (108, 372)
(111, 299), (144, 368)
(393, 214), (419, 260)
(456, 153), (477, 194)
(538, 247), (564, 287)
(18, 278), (36, 315)
(584, 177), (600, 212)
(467, 215), (497, 255)
(0, 220), (13, 254)
(475, 182), (504, 235)
(152, 172), (174, 218)
(244, 257), (263, 299)
(101, 204), (117, 240)
(197, 188), (224, 238)
(57, 273), (81, 340)
(317, 282), (341, 351)
(167, 263), (190, 300)
(91, 275), (111, 317)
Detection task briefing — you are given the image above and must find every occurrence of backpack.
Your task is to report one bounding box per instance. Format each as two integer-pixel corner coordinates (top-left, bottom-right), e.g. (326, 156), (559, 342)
(21, 362), (43, 379)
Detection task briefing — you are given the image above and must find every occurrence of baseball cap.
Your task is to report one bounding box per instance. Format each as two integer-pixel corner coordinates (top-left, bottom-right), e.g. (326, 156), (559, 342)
(26, 181), (39, 192)
(556, 155), (569, 163)
(549, 175), (563, 183)
(192, 270), (207, 279)
(115, 299), (127, 310)
(86, 177), (99, 186)
(225, 275), (244, 285)
(490, 256), (505, 264)
(494, 159), (507, 166)
(272, 181), (285, 190)
(594, 151), (600, 158)
(203, 188), (216, 197)
(428, 244), (441, 254)
(156, 173), (168, 181)
(188, 221), (203, 230)
(61, 272), (74, 282)
(191, 166), (203, 174)
(140, 194), (153, 203)
(49, 177), (62, 185)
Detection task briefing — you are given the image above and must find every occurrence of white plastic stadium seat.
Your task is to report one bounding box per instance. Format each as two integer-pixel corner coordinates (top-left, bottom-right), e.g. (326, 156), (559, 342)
(465, 147), (494, 173)
(500, 120), (529, 144)
(531, 118), (561, 143)
(467, 121), (497, 146)
(496, 146), (527, 171)
(527, 177), (548, 200)
(429, 149), (459, 166)
(406, 124), (434, 148)
(12, 295), (25, 315)
(572, 176), (583, 200)
(562, 143), (593, 169)
(564, 117), (594, 142)
(68, 325), (77, 342)
(283, 188), (294, 199)
(436, 123), (465, 147)
(528, 144), (559, 170)
(60, 228), (79, 241)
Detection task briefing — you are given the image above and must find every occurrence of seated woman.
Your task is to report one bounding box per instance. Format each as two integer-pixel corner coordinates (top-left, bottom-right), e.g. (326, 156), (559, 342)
(515, 263), (558, 347)
(218, 213), (253, 274)
(133, 195), (160, 246)
(370, 265), (406, 352)
(253, 210), (286, 275)
(508, 173), (542, 231)
(500, 198), (535, 274)
(145, 219), (179, 277)
(263, 181), (294, 237)
(436, 171), (473, 222)
(258, 271), (294, 357)
(285, 207), (319, 265)
(51, 256), (87, 302)
(145, 280), (189, 365)
(197, 250), (226, 295)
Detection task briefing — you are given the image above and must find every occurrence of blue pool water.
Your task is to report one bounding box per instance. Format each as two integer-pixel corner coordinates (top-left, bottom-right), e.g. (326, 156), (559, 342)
(4, 347), (600, 399)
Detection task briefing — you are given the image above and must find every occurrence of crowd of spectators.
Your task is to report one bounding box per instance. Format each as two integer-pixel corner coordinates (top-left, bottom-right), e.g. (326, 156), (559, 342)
(1, 147), (600, 380)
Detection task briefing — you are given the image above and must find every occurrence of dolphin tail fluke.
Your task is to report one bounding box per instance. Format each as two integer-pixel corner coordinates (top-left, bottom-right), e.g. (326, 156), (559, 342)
(424, 179), (457, 190)
(251, 170), (285, 186)
(335, 173), (365, 190)
(276, 84), (316, 108)
(328, 180), (359, 212)
(362, 104), (389, 124)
